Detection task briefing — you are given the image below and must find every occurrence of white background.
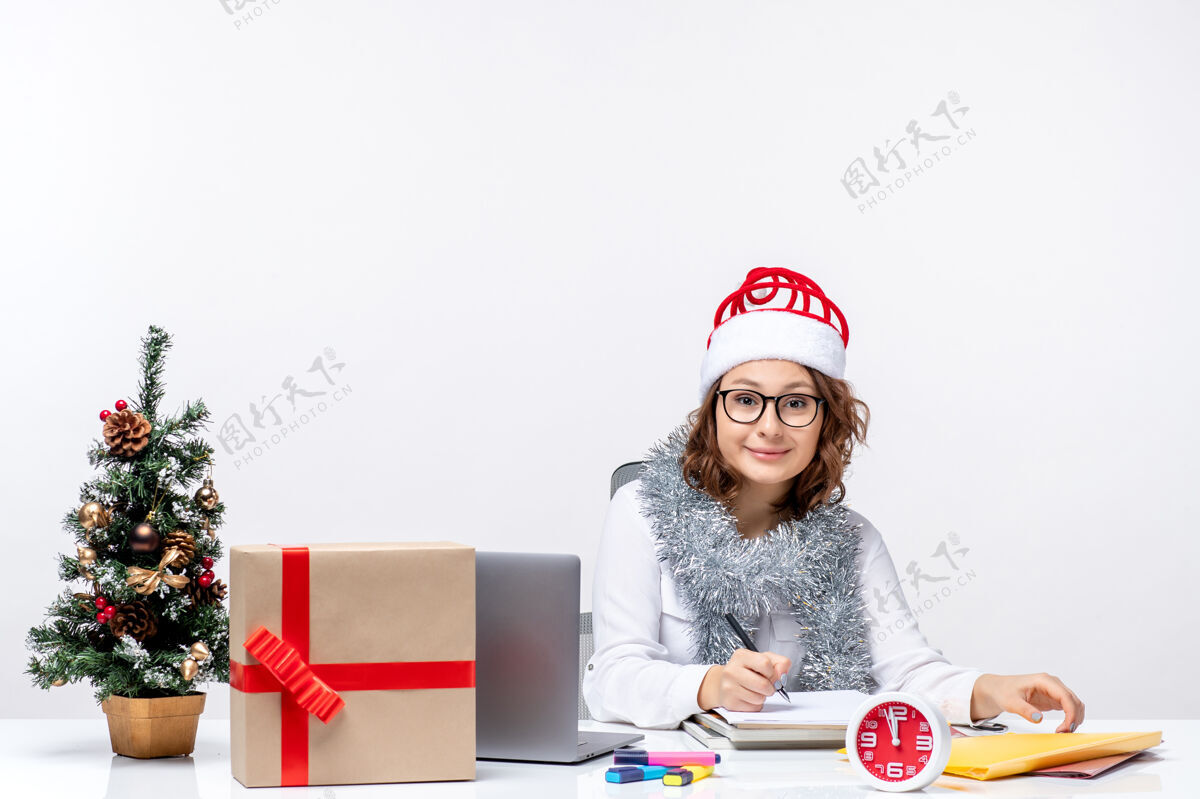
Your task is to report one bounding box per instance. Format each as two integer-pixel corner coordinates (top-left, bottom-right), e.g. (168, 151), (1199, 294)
(2, 1), (1197, 722)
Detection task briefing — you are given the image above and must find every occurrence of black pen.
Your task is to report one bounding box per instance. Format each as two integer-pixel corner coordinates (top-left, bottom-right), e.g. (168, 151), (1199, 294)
(723, 613), (791, 703)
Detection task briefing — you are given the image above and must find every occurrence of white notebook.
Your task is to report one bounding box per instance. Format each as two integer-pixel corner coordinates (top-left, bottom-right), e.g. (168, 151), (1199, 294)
(714, 689), (870, 727)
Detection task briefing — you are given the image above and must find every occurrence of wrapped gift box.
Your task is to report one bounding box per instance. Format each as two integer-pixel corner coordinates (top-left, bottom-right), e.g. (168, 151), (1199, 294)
(229, 542), (475, 787)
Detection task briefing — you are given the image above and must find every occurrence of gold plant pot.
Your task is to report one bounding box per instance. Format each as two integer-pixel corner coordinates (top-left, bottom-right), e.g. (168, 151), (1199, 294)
(100, 692), (207, 758)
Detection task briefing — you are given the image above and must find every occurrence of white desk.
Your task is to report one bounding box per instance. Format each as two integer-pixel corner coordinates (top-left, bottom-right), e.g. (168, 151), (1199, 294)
(0, 716), (1185, 798)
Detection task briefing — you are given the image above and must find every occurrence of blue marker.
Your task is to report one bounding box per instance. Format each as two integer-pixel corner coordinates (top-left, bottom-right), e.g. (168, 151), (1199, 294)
(605, 765), (670, 783)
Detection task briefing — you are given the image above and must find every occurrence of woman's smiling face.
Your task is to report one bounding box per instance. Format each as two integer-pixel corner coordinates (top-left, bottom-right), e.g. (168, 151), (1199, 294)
(715, 359), (824, 492)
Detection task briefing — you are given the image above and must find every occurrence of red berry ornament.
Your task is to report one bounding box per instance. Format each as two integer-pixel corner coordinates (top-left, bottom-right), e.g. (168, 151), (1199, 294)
(103, 605), (116, 620)
(99, 409), (111, 422)
(95, 597), (108, 610)
(114, 399), (127, 411)
(95, 612), (107, 624)
(198, 570), (215, 587)
(201, 556), (214, 570)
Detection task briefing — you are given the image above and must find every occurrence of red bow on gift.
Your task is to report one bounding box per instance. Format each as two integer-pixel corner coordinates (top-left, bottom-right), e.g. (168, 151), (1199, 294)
(242, 626), (346, 723)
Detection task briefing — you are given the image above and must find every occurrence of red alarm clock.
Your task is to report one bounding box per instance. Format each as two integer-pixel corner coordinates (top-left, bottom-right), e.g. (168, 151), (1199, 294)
(846, 691), (952, 792)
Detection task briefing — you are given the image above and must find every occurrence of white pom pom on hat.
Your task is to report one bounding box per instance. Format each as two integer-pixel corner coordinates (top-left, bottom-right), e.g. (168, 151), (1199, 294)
(698, 268), (849, 404)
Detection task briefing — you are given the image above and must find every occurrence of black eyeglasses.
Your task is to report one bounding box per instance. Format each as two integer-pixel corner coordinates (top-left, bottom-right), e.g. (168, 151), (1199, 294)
(715, 388), (825, 428)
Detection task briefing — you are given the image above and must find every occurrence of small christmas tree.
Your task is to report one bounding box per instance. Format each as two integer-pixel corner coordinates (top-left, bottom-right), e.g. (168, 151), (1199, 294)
(26, 325), (230, 702)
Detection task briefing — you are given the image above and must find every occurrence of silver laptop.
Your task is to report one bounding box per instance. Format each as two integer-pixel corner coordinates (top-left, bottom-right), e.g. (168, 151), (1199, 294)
(476, 551), (643, 762)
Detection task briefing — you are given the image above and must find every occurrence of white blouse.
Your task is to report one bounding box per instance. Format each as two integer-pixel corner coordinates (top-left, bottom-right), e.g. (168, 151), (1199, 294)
(582, 479), (999, 730)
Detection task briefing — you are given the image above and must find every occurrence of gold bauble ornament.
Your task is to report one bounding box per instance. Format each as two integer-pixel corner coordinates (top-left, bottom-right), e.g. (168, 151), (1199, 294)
(76, 545), (97, 579)
(51, 678), (66, 687)
(189, 642), (211, 662)
(180, 658), (198, 681)
(194, 478), (219, 511)
(77, 502), (110, 530)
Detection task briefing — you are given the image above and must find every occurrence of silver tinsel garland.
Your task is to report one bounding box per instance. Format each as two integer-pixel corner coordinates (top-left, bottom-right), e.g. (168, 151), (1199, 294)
(636, 422), (877, 692)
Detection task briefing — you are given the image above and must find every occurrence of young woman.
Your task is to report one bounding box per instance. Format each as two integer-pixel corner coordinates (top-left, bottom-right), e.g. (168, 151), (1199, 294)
(582, 267), (1086, 731)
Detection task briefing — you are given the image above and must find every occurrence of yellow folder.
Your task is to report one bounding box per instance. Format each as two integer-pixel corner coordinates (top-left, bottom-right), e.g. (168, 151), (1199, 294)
(942, 731), (1162, 780)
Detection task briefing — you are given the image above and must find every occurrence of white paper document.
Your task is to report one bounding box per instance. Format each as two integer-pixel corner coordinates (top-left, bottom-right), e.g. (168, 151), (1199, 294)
(714, 689), (870, 726)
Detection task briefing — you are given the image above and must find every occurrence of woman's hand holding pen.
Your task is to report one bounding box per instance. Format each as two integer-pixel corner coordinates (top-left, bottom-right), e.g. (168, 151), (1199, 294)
(697, 649), (792, 712)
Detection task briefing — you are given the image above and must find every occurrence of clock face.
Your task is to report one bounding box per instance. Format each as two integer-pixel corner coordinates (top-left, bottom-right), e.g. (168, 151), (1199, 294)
(851, 700), (937, 784)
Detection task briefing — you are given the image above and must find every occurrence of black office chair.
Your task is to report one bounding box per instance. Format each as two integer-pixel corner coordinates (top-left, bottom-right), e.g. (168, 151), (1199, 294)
(609, 461), (646, 500)
(578, 461), (646, 720)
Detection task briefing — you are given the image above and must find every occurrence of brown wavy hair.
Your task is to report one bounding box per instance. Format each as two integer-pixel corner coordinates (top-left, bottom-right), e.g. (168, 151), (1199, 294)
(681, 366), (870, 520)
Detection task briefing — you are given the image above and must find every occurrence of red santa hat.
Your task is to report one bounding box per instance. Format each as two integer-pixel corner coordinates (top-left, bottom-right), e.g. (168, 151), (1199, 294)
(699, 268), (850, 404)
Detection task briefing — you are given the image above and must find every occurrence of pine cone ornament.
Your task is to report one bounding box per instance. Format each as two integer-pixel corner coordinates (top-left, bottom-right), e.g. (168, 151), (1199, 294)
(102, 409), (152, 457)
(161, 529), (196, 567)
(108, 601), (158, 642)
(186, 577), (228, 607)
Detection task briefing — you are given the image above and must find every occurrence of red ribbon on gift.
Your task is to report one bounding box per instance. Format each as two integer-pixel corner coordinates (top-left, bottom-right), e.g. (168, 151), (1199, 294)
(242, 626), (346, 723)
(229, 545), (476, 786)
